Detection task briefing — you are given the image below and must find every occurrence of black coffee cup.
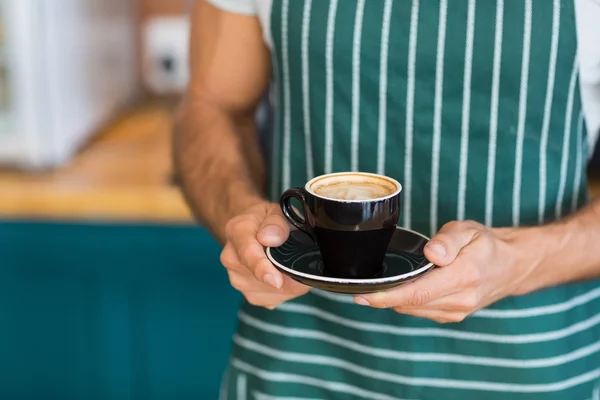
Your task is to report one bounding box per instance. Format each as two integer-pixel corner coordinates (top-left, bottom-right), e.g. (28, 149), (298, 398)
(280, 172), (402, 279)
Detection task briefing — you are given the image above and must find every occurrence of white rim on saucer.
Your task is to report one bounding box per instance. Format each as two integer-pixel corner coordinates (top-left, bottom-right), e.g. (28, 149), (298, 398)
(266, 226), (435, 284)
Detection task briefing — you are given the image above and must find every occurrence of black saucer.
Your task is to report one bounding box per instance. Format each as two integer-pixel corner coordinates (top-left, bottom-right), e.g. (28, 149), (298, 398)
(266, 226), (435, 294)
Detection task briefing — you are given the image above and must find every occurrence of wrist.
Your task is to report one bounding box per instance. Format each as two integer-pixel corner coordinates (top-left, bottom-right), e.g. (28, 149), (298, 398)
(485, 226), (540, 297)
(232, 192), (267, 214)
(509, 221), (578, 296)
(222, 176), (266, 209)
(201, 185), (267, 244)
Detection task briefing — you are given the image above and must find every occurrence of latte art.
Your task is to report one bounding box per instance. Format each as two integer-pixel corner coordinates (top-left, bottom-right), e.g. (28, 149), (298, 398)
(313, 181), (396, 200)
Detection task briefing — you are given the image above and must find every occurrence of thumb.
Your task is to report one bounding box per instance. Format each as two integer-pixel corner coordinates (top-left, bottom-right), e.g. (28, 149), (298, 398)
(424, 221), (481, 266)
(257, 206), (291, 248)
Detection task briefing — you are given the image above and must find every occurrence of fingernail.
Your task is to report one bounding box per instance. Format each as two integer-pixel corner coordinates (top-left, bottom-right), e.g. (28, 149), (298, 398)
(260, 226), (282, 239)
(425, 242), (447, 258)
(263, 274), (282, 289)
(354, 296), (370, 306)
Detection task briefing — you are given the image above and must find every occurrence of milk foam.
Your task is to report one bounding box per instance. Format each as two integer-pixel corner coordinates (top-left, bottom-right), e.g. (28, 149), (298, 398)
(311, 176), (397, 201)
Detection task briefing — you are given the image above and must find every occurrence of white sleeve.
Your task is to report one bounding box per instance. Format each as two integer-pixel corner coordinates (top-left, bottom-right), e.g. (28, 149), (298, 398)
(575, 0), (600, 154)
(206, 0), (257, 15)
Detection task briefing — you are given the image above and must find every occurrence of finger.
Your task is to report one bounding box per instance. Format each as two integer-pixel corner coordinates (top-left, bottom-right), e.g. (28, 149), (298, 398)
(244, 291), (303, 309)
(226, 246), (309, 292)
(220, 243), (245, 273)
(425, 220), (481, 266)
(257, 206), (291, 248)
(392, 307), (468, 324)
(228, 268), (280, 295)
(396, 289), (481, 314)
(228, 266), (309, 295)
(230, 226), (283, 290)
(240, 241), (284, 289)
(280, 275), (311, 296)
(355, 266), (463, 308)
(227, 268), (257, 293)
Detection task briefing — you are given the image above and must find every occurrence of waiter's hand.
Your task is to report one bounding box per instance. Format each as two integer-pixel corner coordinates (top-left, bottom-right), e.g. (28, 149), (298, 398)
(220, 202), (310, 309)
(353, 220), (537, 323)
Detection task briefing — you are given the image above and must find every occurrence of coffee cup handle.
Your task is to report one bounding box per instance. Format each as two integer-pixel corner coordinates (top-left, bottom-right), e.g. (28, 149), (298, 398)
(280, 188), (316, 242)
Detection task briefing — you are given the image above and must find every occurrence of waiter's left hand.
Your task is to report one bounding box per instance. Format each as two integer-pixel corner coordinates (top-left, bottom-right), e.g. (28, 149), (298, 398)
(353, 220), (537, 323)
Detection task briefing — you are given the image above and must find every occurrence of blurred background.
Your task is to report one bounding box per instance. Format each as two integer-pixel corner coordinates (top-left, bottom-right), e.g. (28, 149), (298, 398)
(0, 1), (240, 399)
(0, 0), (599, 399)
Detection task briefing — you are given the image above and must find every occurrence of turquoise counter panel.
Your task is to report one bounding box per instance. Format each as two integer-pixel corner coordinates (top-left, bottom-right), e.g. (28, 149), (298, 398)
(0, 220), (241, 399)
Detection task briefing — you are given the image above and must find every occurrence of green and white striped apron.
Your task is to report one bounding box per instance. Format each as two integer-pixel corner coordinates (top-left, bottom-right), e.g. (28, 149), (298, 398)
(215, 0), (600, 398)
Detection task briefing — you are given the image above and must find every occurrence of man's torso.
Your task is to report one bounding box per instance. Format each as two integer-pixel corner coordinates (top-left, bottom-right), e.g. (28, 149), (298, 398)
(211, 1), (600, 398)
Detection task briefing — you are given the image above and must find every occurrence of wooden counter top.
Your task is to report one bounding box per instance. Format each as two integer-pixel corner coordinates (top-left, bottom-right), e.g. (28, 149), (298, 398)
(0, 100), (599, 223)
(0, 101), (193, 223)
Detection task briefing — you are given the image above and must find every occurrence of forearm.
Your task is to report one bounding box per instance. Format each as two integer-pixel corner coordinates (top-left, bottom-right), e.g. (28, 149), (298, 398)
(516, 195), (600, 294)
(173, 97), (267, 243)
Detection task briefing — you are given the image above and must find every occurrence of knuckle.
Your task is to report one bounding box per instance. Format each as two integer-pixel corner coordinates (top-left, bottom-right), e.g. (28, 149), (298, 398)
(230, 279), (247, 293)
(410, 288), (431, 307)
(220, 249), (237, 269)
(230, 281), (241, 292)
(443, 220), (462, 231)
(476, 228), (493, 244)
(439, 220), (483, 237)
(254, 260), (272, 279)
(228, 273), (248, 292)
(450, 313), (468, 323)
(462, 265), (482, 287)
(455, 294), (479, 312)
(239, 242), (260, 265)
(468, 291), (481, 308)
(244, 294), (260, 306)
(366, 294), (388, 308)
(225, 217), (242, 238)
(373, 300), (388, 309)
(282, 279), (310, 297)
(462, 220), (480, 229)
(245, 293), (270, 308)
(436, 313), (467, 324)
(264, 209), (284, 223)
(267, 203), (284, 216)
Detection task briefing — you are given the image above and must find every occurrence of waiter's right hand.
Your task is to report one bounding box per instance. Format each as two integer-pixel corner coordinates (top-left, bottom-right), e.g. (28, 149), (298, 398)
(220, 202), (310, 309)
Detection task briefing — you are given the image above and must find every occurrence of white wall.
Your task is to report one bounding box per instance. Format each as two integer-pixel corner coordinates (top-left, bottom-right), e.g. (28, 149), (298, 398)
(42, 0), (138, 165)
